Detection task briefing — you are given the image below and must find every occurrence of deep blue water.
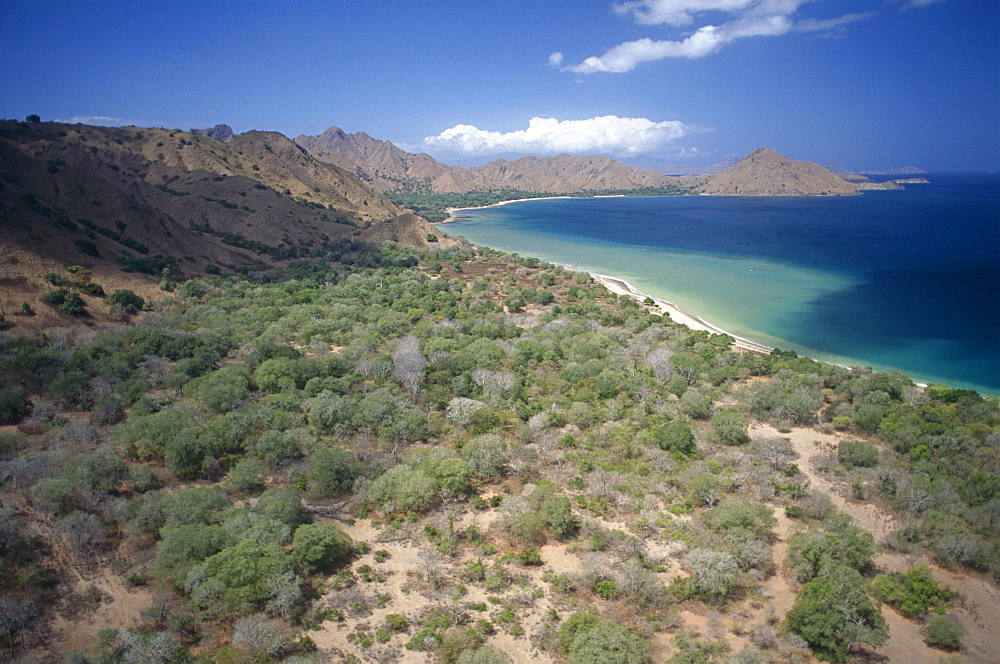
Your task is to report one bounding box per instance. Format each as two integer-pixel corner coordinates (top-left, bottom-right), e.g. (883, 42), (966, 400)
(440, 174), (1000, 394)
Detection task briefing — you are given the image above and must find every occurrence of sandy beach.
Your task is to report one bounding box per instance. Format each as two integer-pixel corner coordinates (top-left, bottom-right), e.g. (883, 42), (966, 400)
(439, 201), (775, 355)
(591, 274), (773, 354)
(440, 196), (575, 223)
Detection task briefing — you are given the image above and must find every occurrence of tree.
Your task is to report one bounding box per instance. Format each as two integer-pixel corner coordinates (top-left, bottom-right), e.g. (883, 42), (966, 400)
(184, 365), (251, 413)
(57, 511), (104, 557)
(788, 514), (877, 582)
(541, 495), (580, 539)
(559, 611), (652, 664)
(462, 434), (508, 480)
(153, 524), (231, 588)
(392, 335), (427, 399)
(689, 473), (722, 507)
(306, 448), (360, 497)
(0, 388), (31, 424)
(364, 465), (439, 514)
(232, 613), (294, 659)
(25, 114), (40, 123)
(255, 487), (309, 529)
(785, 564), (887, 661)
(648, 421), (697, 456)
(198, 539), (295, 609)
(712, 410), (749, 446)
(291, 523), (352, 573)
(108, 289), (145, 315)
(684, 548), (740, 603)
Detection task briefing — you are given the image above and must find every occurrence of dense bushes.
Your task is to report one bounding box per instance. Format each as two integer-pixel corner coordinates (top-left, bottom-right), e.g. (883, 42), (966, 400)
(558, 610), (651, 664)
(0, 242), (995, 663)
(873, 566), (953, 618)
(291, 523), (353, 572)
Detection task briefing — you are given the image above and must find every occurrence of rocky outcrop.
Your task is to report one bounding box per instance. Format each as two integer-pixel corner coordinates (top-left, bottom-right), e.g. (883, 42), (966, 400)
(193, 124), (236, 142)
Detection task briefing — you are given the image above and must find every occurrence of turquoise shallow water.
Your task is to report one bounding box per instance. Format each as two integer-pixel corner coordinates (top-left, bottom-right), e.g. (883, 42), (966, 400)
(438, 175), (1000, 394)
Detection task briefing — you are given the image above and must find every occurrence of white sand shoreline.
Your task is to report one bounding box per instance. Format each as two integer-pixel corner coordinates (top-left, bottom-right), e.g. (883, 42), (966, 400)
(438, 199), (775, 355)
(440, 196), (575, 223)
(590, 273), (774, 355)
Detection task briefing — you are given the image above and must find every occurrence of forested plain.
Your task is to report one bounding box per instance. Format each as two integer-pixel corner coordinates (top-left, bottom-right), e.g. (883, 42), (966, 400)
(0, 239), (997, 664)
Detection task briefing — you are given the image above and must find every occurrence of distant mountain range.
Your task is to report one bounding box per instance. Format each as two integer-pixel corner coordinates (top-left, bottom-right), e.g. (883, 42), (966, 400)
(293, 126), (908, 198)
(620, 154), (740, 175)
(0, 118), (917, 329)
(295, 126), (685, 194)
(0, 120), (444, 329)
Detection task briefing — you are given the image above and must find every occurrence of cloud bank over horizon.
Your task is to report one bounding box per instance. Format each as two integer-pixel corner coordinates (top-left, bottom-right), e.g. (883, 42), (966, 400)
(422, 115), (694, 157)
(551, 0), (875, 73)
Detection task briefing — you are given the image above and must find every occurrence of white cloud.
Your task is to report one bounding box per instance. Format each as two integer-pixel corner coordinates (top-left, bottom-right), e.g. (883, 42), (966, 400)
(894, 0), (947, 9)
(56, 115), (134, 126)
(422, 115), (694, 156)
(613, 0), (756, 27)
(555, 0), (875, 73)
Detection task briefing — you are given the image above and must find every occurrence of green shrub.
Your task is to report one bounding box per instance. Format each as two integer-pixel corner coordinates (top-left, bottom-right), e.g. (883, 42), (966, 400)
(516, 548), (542, 566)
(594, 579), (618, 599)
(923, 617), (962, 651)
(541, 495), (580, 539)
(559, 612), (651, 664)
(255, 487), (309, 528)
(0, 386), (31, 423)
(385, 614), (407, 631)
(648, 421), (697, 456)
(837, 440), (879, 468)
(712, 410), (749, 446)
(873, 566), (953, 618)
(292, 523), (353, 572)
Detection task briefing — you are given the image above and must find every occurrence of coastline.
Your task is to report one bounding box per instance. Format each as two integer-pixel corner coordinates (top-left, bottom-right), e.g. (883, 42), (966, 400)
(590, 273), (774, 355)
(440, 199), (775, 356)
(440, 196), (574, 223)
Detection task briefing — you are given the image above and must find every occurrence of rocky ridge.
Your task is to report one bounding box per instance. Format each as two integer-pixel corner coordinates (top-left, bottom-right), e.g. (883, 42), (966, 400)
(295, 126), (686, 194)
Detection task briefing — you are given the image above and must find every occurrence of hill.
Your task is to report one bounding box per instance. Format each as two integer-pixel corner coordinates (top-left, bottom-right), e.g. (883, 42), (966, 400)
(0, 120), (448, 330)
(697, 146), (859, 196)
(295, 126), (685, 194)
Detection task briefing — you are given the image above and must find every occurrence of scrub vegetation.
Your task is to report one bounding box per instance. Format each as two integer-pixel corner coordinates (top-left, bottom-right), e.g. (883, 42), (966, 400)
(0, 240), (995, 663)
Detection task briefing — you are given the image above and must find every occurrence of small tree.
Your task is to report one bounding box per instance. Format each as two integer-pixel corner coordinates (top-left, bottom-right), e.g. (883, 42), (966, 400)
(713, 410), (749, 446)
(108, 289), (145, 315)
(785, 564), (887, 661)
(684, 548), (740, 603)
(648, 421), (697, 456)
(923, 617), (962, 651)
(291, 523), (352, 573)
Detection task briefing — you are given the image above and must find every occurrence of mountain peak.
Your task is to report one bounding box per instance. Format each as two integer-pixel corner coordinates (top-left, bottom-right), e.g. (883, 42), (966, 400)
(193, 124), (236, 142)
(698, 147), (857, 196)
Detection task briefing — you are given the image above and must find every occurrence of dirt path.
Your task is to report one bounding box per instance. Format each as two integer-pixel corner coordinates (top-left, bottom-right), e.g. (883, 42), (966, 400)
(751, 424), (1000, 663)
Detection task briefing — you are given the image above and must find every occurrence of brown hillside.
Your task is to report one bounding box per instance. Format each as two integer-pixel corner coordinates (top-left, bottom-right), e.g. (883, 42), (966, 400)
(295, 126), (454, 192)
(0, 120), (453, 331)
(296, 127), (686, 194)
(698, 146), (858, 196)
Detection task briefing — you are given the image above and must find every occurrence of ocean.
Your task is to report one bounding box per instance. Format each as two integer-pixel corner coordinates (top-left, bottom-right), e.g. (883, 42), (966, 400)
(437, 174), (1000, 395)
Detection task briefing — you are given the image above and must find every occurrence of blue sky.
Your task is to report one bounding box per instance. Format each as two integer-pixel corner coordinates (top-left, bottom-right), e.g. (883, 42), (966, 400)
(1, 0), (996, 170)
